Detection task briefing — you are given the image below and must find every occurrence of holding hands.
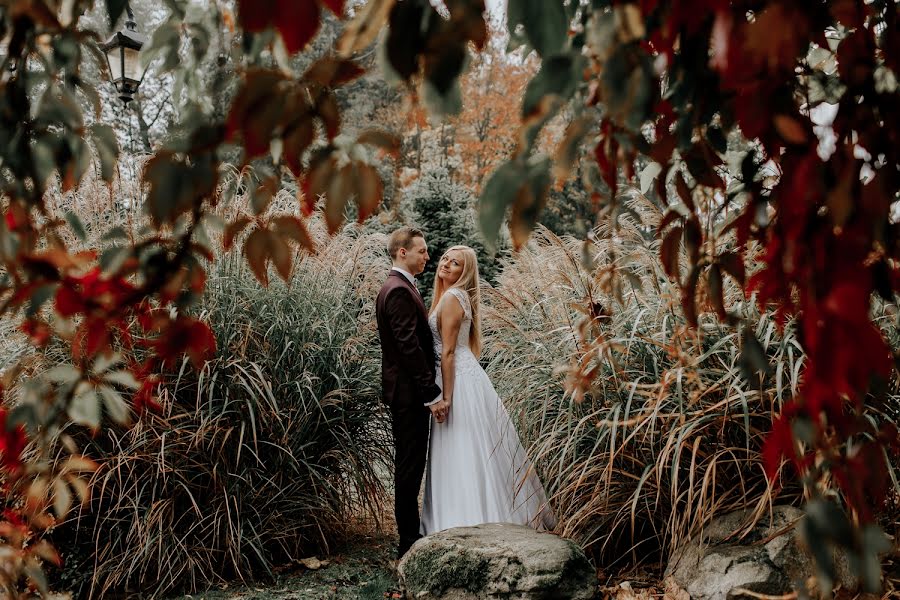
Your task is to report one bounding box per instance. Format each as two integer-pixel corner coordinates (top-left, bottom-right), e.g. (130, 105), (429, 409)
(430, 397), (451, 424)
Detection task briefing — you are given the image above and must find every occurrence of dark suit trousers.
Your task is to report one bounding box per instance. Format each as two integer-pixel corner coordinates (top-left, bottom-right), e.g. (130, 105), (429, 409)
(390, 395), (431, 557)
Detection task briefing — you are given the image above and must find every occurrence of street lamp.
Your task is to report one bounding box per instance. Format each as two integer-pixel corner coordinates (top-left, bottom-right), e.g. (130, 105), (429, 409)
(0, 38), (15, 73)
(101, 4), (147, 105)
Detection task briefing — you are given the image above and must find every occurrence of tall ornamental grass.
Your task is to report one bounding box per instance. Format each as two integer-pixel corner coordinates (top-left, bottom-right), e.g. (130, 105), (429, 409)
(482, 191), (899, 568)
(39, 178), (394, 597)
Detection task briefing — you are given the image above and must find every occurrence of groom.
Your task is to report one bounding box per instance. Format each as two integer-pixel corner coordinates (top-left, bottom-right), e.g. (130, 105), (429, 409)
(376, 227), (449, 559)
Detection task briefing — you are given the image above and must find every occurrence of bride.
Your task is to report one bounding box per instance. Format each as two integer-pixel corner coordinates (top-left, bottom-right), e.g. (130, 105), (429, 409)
(420, 245), (556, 534)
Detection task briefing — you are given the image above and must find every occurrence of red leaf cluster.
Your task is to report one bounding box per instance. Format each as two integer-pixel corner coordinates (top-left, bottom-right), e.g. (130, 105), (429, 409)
(54, 267), (136, 360)
(225, 59), (363, 166)
(0, 408), (27, 476)
(593, 1), (899, 527)
(237, 0), (344, 54)
(148, 317), (217, 369)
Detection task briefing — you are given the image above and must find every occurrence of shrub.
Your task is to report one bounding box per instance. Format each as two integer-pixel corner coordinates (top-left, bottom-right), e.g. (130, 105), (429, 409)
(403, 168), (502, 297)
(540, 178), (596, 239)
(50, 224), (393, 597)
(481, 193), (899, 569)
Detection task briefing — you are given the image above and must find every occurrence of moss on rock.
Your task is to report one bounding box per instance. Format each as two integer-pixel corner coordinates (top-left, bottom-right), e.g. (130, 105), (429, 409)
(403, 544), (490, 595)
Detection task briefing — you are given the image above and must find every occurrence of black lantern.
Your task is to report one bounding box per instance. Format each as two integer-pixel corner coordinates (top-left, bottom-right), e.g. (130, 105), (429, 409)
(0, 40), (14, 72)
(101, 6), (147, 105)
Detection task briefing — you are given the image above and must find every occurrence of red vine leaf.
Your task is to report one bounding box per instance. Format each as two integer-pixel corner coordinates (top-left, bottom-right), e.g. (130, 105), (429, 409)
(708, 264), (727, 320)
(238, 0), (322, 54)
(244, 228), (271, 287)
(681, 265), (700, 328)
(673, 171), (695, 212)
(224, 216), (253, 250)
(660, 225), (682, 280)
(304, 57), (365, 88)
(773, 114), (810, 145)
(271, 216), (315, 252)
(324, 163), (355, 234)
(355, 163), (384, 222)
(320, 0), (345, 16)
(269, 233), (293, 281)
(357, 130), (401, 157)
(718, 251), (746, 286)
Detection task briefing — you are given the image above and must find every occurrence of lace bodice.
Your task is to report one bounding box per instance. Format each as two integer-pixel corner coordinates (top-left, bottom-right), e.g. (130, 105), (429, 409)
(429, 288), (480, 375)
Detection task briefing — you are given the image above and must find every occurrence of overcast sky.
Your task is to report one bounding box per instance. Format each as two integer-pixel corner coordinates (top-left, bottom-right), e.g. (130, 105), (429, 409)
(485, 0), (506, 27)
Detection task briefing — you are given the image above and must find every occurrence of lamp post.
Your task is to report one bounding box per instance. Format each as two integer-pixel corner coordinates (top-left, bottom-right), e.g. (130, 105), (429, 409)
(0, 39), (15, 73)
(101, 4), (147, 105)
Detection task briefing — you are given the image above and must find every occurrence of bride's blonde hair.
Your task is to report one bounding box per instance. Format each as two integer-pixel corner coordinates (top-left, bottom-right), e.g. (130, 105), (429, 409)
(430, 245), (482, 358)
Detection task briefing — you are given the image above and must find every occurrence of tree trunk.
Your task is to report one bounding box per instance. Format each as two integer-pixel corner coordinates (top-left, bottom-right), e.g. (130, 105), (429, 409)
(132, 99), (153, 154)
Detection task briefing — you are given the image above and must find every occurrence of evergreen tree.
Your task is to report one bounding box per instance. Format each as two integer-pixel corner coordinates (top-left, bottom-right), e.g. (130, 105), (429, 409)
(403, 168), (500, 301)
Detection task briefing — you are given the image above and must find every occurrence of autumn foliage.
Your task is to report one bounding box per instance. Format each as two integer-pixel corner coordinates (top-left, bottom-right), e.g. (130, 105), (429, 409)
(0, 0), (897, 596)
(475, 0), (898, 587)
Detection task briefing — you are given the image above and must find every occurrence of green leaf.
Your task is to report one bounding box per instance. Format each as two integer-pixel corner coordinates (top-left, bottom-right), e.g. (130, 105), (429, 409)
(23, 560), (48, 595)
(102, 226), (129, 242)
(27, 284), (58, 318)
(509, 156), (552, 248)
(100, 246), (131, 276)
(52, 477), (73, 519)
(98, 384), (131, 425)
(478, 161), (526, 251)
(800, 511), (835, 593)
(64, 210), (87, 241)
(105, 0), (128, 28)
(39, 85), (84, 131)
(553, 116), (592, 180)
(143, 21), (181, 71)
(601, 44), (655, 130)
(859, 525), (891, 592)
(706, 126), (728, 154)
(507, 0), (568, 58)
(738, 327), (770, 386)
(69, 388), (101, 429)
(422, 75), (464, 118)
(51, 35), (79, 70)
(32, 137), (57, 190)
(44, 364), (82, 384)
(521, 53), (578, 117)
(93, 352), (124, 375)
(639, 162), (662, 195)
(90, 123), (119, 183)
(69, 135), (92, 189)
(76, 79), (103, 119)
(104, 370), (141, 390)
(8, 404), (37, 431)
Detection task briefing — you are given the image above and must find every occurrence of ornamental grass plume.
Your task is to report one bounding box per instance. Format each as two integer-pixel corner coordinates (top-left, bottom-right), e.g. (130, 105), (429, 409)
(482, 189), (898, 569)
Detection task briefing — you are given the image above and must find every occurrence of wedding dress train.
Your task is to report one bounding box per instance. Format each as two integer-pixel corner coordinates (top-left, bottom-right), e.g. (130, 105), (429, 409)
(420, 288), (556, 535)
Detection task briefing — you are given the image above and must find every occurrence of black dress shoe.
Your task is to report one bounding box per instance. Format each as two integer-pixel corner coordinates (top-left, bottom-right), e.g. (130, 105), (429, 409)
(397, 534), (422, 560)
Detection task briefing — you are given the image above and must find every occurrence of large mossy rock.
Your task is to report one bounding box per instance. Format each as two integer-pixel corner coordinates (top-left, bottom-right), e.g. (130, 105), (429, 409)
(665, 506), (856, 600)
(398, 523), (595, 599)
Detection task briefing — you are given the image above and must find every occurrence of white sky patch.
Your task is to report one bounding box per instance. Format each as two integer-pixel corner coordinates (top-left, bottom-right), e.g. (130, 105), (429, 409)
(810, 102), (839, 161)
(486, 0), (506, 20)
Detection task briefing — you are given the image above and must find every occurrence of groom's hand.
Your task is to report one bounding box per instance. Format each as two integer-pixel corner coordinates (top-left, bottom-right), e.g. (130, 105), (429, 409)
(430, 398), (451, 423)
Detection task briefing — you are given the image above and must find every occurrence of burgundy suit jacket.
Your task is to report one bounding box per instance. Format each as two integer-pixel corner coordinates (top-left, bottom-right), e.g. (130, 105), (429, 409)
(375, 270), (441, 407)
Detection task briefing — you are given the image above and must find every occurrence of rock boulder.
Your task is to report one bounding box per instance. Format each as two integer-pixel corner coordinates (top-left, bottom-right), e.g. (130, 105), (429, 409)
(665, 506), (855, 600)
(398, 523), (595, 599)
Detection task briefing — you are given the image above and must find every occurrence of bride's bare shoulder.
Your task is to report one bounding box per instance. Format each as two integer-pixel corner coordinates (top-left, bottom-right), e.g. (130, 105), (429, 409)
(442, 288), (471, 317)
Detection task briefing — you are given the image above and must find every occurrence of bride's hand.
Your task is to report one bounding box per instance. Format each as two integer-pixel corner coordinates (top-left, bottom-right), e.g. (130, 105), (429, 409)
(430, 398), (451, 423)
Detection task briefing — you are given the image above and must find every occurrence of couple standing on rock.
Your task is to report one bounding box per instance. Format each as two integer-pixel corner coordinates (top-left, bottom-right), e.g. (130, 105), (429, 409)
(375, 226), (556, 559)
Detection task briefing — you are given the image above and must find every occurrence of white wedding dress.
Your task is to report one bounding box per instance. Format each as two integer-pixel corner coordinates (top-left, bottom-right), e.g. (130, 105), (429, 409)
(420, 287), (556, 535)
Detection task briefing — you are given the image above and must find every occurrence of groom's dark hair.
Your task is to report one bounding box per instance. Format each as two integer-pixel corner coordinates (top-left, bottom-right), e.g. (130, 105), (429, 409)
(388, 226), (424, 259)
